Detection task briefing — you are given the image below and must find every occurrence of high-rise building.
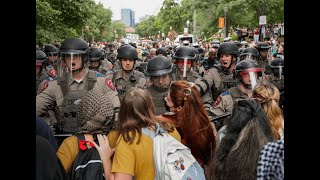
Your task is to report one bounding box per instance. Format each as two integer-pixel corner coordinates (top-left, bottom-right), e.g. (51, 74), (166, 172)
(121, 9), (135, 28)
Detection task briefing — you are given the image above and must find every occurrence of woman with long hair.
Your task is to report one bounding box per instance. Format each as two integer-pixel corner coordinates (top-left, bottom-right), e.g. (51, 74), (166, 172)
(253, 80), (284, 140)
(162, 80), (216, 168)
(211, 98), (274, 180)
(93, 88), (180, 180)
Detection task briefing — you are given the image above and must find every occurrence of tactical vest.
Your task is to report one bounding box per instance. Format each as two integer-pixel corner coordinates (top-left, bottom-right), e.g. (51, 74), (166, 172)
(147, 86), (168, 115)
(57, 71), (98, 133)
(112, 70), (144, 100)
(228, 87), (249, 104)
(214, 65), (238, 93)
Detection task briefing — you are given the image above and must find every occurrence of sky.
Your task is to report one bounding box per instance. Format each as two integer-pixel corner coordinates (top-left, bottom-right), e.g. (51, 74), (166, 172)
(95, 0), (165, 23)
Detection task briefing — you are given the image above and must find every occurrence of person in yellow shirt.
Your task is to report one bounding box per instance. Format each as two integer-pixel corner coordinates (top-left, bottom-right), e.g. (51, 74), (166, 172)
(92, 88), (181, 180)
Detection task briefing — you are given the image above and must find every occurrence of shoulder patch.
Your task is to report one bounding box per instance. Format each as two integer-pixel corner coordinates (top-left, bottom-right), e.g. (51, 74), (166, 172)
(105, 78), (115, 90)
(40, 82), (49, 93)
(212, 96), (222, 108)
(221, 91), (231, 96)
(96, 72), (105, 77)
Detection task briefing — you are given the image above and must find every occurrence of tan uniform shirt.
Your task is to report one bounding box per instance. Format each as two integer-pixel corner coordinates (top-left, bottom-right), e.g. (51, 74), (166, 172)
(107, 70), (147, 100)
(36, 69), (120, 117)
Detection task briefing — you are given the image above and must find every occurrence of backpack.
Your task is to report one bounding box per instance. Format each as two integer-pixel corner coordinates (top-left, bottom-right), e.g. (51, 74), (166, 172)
(68, 134), (104, 180)
(142, 124), (206, 180)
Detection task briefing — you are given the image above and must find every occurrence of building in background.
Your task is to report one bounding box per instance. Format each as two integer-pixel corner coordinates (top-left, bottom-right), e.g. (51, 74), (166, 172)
(121, 9), (135, 28)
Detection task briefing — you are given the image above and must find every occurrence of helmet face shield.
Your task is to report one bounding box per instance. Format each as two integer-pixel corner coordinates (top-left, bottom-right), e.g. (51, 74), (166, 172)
(59, 52), (85, 77)
(240, 53), (259, 61)
(271, 65), (283, 79)
(239, 68), (263, 89)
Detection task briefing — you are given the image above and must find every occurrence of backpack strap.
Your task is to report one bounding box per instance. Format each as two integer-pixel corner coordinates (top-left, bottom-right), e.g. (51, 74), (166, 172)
(141, 123), (165, 140)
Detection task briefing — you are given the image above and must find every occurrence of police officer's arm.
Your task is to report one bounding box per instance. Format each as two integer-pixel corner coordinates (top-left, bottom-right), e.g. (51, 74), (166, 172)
(209, 93), (234, 116)
(195, 68), (221, 96)
(36, 81), (57, 117)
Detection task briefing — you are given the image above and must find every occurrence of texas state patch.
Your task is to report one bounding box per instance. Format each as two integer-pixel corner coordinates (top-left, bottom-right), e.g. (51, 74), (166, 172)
(212, 95), (222, 108)
(105, 78), (115, 90)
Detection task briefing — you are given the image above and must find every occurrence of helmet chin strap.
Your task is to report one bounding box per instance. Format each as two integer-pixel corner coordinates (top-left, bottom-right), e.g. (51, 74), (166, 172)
(227, 56), (237, 70)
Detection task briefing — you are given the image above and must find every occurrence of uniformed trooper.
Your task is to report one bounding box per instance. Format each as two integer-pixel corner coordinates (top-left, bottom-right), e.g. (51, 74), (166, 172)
(172, 46), (202, 84)
(106, 43), (117, 64)
(199, 48), (220, 77)
(239, 47), (260, 62)
(208, 59), (264, 130)
(87, 47), (108, 74)
(255, 42), (272, 74)
(43, 44), (59, 71)
(195, 42), (240, 107)
(107, 44), (147, 100)
(145, 56), (173, 115)
(36, 38), (120, 134)
(266, 58), (284, 109)
(36, 49), (50, 93)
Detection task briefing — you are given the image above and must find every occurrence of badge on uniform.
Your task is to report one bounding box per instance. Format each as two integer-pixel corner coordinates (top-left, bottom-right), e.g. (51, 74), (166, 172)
(212, 96), (222, 108)
(40, 82), (49, 93)
(105, 78), (115, 90)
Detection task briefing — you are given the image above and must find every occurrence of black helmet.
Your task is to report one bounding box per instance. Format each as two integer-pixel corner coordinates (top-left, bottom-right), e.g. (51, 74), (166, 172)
(233, 41), (241, 47)
(146, 56), (172, 77)
(255, 42), (270, 50)
(88, 47), (103, 62)
(44, 44), (58, 56)
(156, 47), (168, 56)
(117, 44), (138, 60)
(240, 47), (260, 61)
(217, 42), (240, 57)
(211, 40), (220, 45)
(36, 50), (47, 67)
(142, 51), (150, 57)
(270, 58), (284, 78)
(236, 59), (263, 77)
(109, 43), (116, 51)
(60, 38), (88, 55)
(173, 46), (196, 60)
(212, 44), (220, 48)
(36, 50), (47, 61)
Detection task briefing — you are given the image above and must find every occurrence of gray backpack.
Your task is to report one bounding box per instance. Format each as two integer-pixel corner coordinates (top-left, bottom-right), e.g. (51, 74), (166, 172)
(142, 124), (206, 180)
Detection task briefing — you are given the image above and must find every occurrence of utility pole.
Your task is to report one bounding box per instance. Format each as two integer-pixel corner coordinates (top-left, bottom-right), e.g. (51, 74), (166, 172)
(193, 10), (196, 39)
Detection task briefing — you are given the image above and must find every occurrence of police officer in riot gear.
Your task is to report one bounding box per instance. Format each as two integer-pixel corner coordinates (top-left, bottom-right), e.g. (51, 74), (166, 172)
(87, 47), (105, 73)
(255, 42), (272, 74)
(172, 46), (202, 83)
(107, 44), (147, 100)
(267, 58), (284, 109)
(208, 59), (263, 130)
(36, 50), (49, 93)
(36, 38), (120, 134)
(199, 48), (220, 77)
(195, 42), (239, 107)
(239, 47), (260, 62)
(44, 44), (59, 71)
(145, 56), (173, 115)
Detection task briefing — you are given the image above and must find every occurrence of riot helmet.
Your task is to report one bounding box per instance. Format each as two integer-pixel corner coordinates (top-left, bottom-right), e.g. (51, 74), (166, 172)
(146, 56), (172, 77)
(117, 44), (138, 72)
(44, 44), (59, 68)
(36, 50), (47, 71)
(217, 42), (239, 69)
(59, 38), (89, 74)
(255, 42), (271, 62)
(87, 47), (104, 71)
(236, 59), (263, 89)
(173, 46), (195, 78)
(146, 56), (173, 89)
(156, 47), (168, 56)
(233, 41), (241, 48)
(117, 44), (138, 60)
(182, 40), (190, 46)
(223, 37), (231, 42)
(240, 47), (260, 61)
(270, 58), (284, 79)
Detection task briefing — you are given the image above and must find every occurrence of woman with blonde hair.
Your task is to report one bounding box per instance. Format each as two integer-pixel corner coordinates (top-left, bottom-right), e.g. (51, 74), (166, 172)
(253, 80), (284, 140)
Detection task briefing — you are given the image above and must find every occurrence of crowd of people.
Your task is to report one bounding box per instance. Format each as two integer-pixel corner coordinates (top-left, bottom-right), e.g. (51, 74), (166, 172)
(36, 31), (284, 179)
